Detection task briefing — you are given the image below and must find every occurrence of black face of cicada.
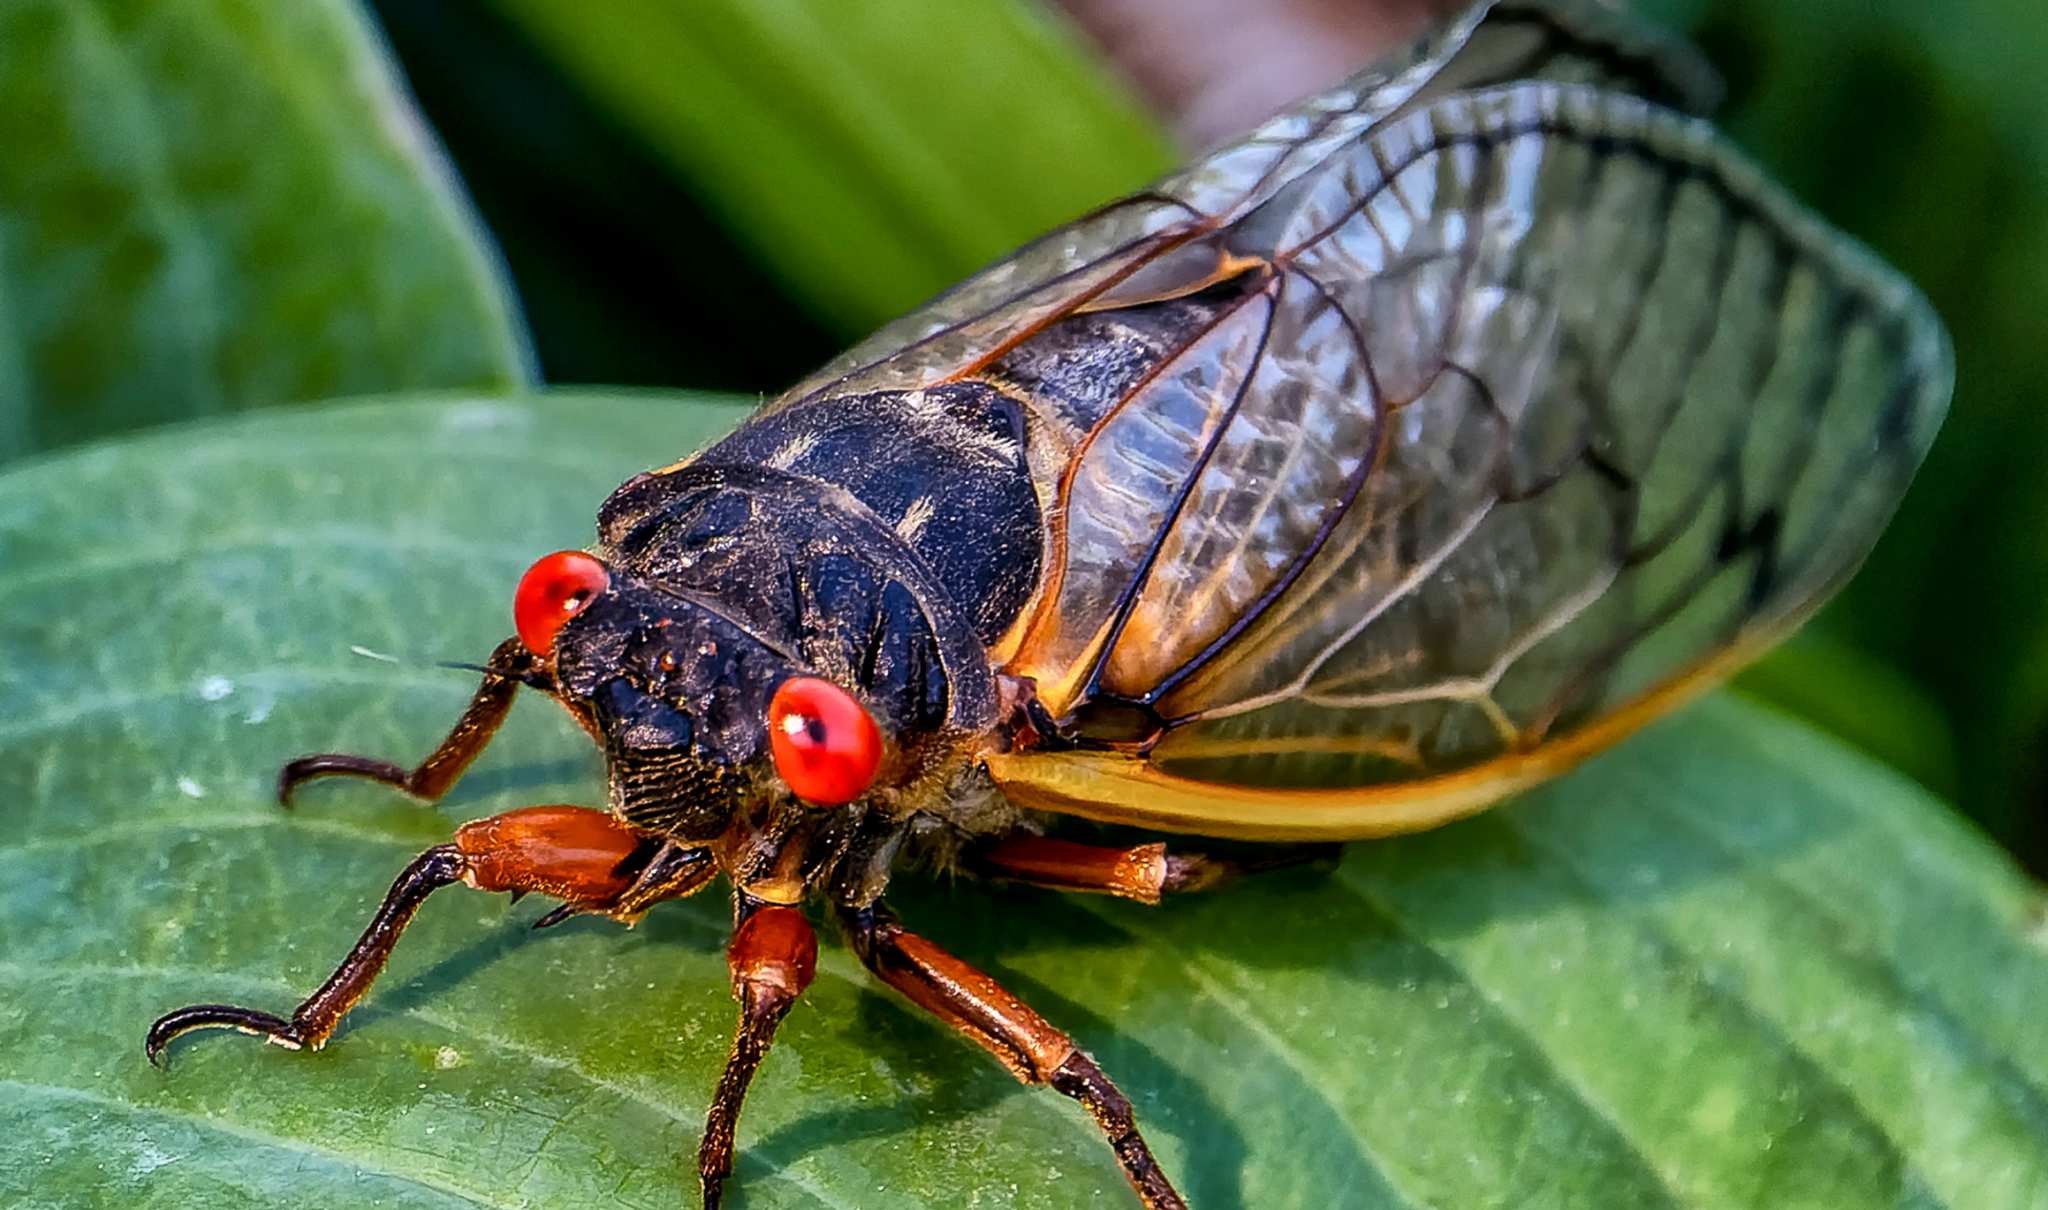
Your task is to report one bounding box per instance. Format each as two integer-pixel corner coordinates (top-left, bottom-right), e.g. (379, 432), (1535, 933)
(535, 456), (1004, 843)
(549, 568), (783, 838)
(599, 464), (991, 729)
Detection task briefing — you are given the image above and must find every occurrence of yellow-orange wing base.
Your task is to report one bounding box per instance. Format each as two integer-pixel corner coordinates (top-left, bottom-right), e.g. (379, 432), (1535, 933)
(984, 634), (1771, 841)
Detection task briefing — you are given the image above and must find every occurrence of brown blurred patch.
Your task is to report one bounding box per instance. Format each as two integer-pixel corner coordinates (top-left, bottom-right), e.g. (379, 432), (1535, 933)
(1048, 0), (1465, 146)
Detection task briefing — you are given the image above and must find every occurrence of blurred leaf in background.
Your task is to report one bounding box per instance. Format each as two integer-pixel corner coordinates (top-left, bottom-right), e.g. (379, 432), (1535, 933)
(364, 0), (845, 391)
(470, 0), (1174, 337)
(0, 0), (535, 460)
(358, 0), (1175, 391)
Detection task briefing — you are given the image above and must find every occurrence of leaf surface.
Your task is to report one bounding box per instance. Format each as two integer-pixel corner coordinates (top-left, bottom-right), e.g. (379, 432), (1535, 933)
(2, 393), (2044, 1209)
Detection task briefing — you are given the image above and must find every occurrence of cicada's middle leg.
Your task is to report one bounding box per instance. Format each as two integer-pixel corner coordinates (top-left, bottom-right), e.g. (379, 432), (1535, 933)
(972, 834), (1342, 901)
(277, 637), (533, 805)
(818, 833), (1337, 1209)
(145, 806), (713, 1062)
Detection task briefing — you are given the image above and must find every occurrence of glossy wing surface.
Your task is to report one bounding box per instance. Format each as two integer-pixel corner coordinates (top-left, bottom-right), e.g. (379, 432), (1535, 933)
(771, 0), (1718, 417)
(998, 81), (1950, 794)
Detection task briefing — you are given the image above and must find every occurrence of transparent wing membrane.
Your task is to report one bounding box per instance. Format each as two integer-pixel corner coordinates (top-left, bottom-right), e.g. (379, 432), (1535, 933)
(775, 0), (1947, 822)
(1001, 81), (1946, 793)
(773, 0), (1718, 413)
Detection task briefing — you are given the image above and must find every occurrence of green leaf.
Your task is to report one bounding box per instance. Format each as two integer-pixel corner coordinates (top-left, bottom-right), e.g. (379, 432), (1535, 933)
(474, 0), (1175, 334)
(1732, 626), (1959, 799)
(4, 393), (2046, 1208)
(0, 0), (535, 460)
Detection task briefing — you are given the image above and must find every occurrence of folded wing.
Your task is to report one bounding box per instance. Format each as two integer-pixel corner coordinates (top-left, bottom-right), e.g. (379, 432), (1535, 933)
(987, 81), (1947, 827)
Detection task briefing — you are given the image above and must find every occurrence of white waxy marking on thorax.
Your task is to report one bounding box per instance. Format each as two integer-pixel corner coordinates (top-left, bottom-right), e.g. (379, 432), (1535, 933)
(896, 496), (937, 544)
(766, 430), (822, 469)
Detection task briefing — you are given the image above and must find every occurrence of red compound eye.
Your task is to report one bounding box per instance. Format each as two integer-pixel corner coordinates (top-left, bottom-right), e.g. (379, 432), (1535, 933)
(513, 551), (610, 656)
(767, 677), (882, 805)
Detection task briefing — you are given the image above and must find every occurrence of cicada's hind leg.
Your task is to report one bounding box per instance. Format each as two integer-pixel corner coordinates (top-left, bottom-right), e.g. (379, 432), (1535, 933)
(973, 834), (1342, 902)
(840, 903), (1188, 1210)
(146, 806), (710, 1063)
(697, 901), (818, 1210)
(278, 637), (532, 805)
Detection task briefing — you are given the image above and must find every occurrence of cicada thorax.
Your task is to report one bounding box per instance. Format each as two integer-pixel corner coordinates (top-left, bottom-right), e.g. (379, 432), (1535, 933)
(547, 380), (1063, 898)
(690, 381), (1045, 647)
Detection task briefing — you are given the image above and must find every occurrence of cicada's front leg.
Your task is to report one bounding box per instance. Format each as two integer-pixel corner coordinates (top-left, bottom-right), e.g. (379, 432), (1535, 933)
(146, 805), (708, 1062)
(278, 637), (533, 805)
(840, 902), (1188, 1210)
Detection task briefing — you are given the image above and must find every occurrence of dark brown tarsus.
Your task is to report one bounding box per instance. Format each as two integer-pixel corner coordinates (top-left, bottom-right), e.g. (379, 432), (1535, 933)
(146, 845), (467, 1061)
(277, 637), (531, 804)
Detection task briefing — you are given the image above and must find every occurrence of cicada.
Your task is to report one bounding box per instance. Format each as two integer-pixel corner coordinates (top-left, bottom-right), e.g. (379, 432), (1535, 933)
(146, 1), (1952, 1206)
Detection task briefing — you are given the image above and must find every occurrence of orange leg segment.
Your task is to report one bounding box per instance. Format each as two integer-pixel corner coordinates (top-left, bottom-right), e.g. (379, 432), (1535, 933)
(278, 637), (532, 805)
(842, 903), (1188, 1210)
(146, 805), (659, 1063)
(977, 834), (1342, 903)
(699, 903), (818, 1210)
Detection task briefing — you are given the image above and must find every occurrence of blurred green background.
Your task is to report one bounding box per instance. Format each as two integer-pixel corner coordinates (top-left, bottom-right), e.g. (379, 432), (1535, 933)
(2, 0), (2042, 866)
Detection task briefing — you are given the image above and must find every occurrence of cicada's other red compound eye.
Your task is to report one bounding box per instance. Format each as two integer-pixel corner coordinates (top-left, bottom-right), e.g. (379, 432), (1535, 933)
(513, 551), (611, 656)
(768, 677), (882, 805)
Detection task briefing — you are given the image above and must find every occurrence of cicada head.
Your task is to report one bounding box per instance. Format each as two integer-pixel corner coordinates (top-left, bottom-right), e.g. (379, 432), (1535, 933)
(530, 553), (786, 839)
(512, 459), (1000, 853)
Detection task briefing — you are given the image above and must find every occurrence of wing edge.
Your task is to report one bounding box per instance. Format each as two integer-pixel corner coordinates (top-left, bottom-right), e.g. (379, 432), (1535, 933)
(983, 623), (1784, 840)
